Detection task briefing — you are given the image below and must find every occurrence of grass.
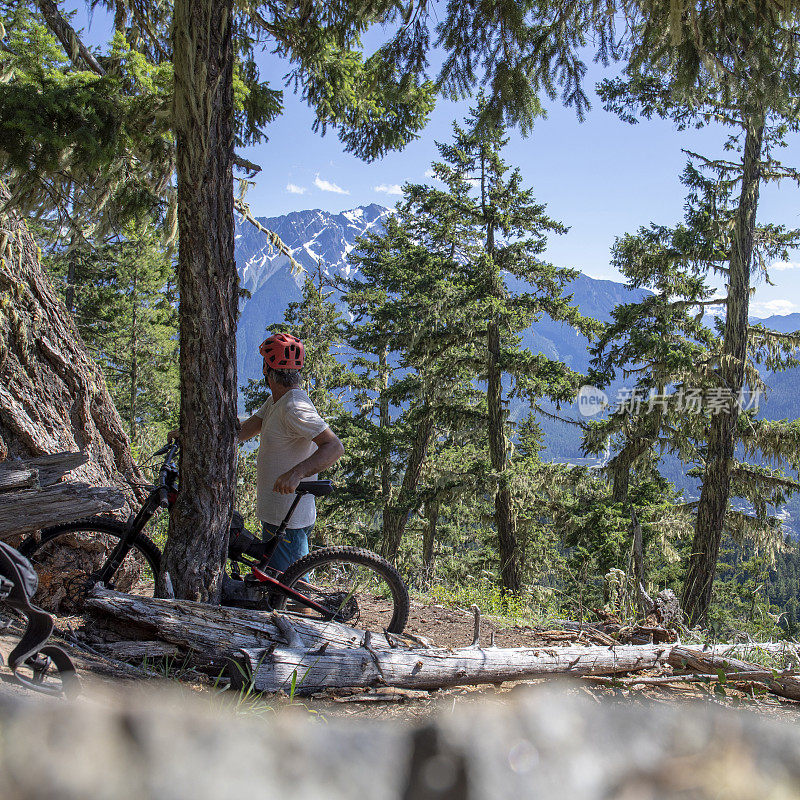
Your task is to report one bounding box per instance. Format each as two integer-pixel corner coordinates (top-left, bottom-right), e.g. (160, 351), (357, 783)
(419, 577), (543, 627)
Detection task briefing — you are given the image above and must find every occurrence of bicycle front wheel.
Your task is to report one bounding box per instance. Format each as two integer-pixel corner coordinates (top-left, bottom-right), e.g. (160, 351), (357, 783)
(18, 518), (161, 615)
(275, 547), (409, 634)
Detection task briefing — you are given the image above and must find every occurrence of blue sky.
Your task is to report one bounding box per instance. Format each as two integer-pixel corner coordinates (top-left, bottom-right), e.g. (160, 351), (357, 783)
(74, 7), (800, 318)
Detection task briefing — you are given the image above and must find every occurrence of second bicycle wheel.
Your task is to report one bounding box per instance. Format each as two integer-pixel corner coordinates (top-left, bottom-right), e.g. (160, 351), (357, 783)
(18, 518), (161, 616)
(275, 546), (409, 634)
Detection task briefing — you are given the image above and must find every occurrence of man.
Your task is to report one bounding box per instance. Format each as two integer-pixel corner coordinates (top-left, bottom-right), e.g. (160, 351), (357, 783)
(237, 332), (344, 571)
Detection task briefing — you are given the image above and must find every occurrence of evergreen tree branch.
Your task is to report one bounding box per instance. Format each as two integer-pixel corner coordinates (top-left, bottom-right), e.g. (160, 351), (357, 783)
(233, 196), (300, 275)
(36, 0), (106, 75)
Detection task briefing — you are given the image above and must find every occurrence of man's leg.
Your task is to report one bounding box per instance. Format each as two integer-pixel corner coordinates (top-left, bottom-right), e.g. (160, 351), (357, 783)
(262, 522), (311, 573)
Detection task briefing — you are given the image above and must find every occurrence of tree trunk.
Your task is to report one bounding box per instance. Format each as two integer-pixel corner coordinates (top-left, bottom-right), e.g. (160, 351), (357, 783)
(422, 497), (439, 580)
(378, 343), (391, 512)
(162, 0), (237, 603)
(129, 261), (138, 443)
(0, 182), (142, 499)
(381, 410), (433, 560)
(682, 109), (765, 624)
(488, 321), (520, 592)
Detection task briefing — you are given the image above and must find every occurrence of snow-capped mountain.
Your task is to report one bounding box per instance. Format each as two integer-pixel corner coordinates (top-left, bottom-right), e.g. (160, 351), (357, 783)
(236, 203), (389, 294)
(236, 203), (390, 386)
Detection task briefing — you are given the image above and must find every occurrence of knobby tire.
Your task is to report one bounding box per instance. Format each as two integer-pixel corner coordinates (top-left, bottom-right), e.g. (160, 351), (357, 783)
(275, 546), (409, 634)
(18, 518), (161, 614)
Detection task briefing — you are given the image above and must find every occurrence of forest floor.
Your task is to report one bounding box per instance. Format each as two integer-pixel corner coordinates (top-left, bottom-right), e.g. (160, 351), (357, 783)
(3, 595), (800, 722)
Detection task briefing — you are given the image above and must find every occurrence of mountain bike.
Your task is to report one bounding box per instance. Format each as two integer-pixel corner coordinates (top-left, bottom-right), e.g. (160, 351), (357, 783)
(17, 442), (409, 634)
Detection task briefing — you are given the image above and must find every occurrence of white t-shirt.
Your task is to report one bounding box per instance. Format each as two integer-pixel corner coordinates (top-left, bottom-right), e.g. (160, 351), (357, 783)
(254, 389), (329, 527)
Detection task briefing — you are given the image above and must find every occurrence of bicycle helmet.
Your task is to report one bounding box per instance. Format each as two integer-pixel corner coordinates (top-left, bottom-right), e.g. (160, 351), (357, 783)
(259, 333), (304, 370)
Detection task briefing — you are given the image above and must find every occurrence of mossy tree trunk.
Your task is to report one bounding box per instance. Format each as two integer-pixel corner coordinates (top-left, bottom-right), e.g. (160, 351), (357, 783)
(681, 109), (765, 624)
(161, 0), (237, 603)
(382, 410), (434, 560)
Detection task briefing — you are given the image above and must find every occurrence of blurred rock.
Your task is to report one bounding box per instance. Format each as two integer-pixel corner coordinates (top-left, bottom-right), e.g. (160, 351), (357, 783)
(1, 683), (799, 799)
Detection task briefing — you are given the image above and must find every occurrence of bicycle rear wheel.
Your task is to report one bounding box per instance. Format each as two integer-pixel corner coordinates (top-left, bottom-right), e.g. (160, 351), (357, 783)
(274, 547), (409, 634)
(18, 518), (161, 615)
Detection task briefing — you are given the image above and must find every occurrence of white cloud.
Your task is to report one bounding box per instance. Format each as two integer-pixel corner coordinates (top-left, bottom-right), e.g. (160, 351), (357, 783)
(314, 175), (349, 195)
(704, 304), (727, 317)
(770, 261), (800, 271)
(286, 183), (307, 195)
(374, 183), (403, 196)
(424, 169), (436, 179)
(751, 299), (799, 316)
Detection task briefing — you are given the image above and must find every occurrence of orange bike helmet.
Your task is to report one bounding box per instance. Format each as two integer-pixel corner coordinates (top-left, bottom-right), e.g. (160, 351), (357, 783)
(259, 333), (304, 370)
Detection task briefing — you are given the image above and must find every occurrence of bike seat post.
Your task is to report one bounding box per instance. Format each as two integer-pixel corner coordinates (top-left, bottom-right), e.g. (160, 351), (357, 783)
(254, 491), (305, 572)
(273, 492), (305, 539)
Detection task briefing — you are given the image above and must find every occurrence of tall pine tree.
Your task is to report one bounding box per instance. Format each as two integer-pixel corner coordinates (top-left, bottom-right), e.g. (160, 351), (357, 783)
(599, 4), (800, 622)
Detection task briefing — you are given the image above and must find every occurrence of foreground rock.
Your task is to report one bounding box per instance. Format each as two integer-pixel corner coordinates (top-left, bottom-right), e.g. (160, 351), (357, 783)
(2, 684), (800, 799)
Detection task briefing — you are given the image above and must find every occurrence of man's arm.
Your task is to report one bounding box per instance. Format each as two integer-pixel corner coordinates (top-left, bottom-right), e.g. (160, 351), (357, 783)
(273, 427), (344, 494)
(238, 414), (263, 443)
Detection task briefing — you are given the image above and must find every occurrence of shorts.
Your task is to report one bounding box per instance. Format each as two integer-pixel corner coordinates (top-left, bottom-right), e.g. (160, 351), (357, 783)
(261, 521), (313, 573)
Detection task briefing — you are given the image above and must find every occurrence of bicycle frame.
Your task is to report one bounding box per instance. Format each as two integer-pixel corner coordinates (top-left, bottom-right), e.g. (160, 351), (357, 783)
(92, 442), (178, 587)
(82, 441), (338, 617)
(231, 484), (338, 617)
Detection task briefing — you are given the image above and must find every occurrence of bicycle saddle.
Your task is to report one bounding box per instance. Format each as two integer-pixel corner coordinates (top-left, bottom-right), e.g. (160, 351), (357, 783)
(296, 480), (334, 496)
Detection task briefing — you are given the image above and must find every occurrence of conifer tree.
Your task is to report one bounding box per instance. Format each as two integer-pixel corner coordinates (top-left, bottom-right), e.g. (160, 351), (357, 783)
(44, 218), (179, 447)
(351, 101), (594, 591)
(587, 157), (800, 621)
(344, 209), (481, 560)
(599, 5), (800, 622)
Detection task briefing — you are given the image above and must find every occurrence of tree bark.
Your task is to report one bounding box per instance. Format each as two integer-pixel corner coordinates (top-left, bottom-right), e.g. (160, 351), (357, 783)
(682, 109), (765, 624)
(0, 183), (143, 500)
(422, 497), (439, 578)
(488, 321), (520, 592)
(482, 160), (519, 591)
(129, 260), (138, 443)
(163, 0), (237, 603)
(382, 410), (433, 560)
(378, 342), (391, 513)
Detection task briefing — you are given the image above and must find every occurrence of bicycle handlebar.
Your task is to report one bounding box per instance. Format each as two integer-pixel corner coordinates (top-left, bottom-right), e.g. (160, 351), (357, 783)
(156, 441), (179, 507)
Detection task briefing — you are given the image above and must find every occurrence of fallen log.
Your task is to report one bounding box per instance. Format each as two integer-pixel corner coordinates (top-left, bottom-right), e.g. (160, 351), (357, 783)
(87, 588), (670, 691)
(668, 645), (800, 702)
(0, 452), (125, 539)
(585, 670), (781, 688)
(0, 483), (126, 539)
(86, 588), (800, 698)
(86, 586), (400, 658)
(231, 641), (670, 695)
